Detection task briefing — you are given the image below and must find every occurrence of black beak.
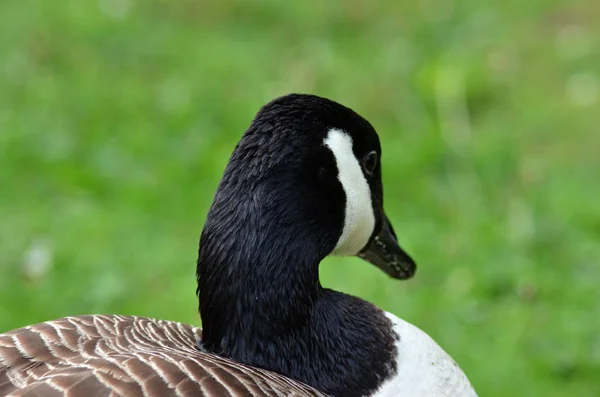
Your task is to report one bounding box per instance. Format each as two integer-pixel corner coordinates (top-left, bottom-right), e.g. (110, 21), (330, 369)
(358, 215), (416, 279)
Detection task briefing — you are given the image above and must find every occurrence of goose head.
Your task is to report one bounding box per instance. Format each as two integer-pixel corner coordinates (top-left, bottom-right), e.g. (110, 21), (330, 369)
(199, 93), (415, 280)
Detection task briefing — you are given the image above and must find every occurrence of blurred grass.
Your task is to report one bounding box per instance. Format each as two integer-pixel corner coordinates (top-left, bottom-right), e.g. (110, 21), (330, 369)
(1, 0), (599, 395)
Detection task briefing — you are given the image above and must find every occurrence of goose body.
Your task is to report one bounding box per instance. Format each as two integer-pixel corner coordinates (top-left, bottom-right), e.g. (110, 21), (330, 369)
(0, 94), (477, 397)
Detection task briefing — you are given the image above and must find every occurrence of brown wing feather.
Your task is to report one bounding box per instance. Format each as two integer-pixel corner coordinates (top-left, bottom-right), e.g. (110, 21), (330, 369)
(0, 315), (328, 397)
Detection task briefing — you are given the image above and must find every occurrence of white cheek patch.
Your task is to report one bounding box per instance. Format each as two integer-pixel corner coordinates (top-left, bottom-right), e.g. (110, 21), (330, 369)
(324, 128), (375, 256)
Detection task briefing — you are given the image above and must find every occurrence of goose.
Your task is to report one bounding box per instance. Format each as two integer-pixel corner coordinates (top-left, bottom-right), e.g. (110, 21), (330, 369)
(0, 93), (477, 397)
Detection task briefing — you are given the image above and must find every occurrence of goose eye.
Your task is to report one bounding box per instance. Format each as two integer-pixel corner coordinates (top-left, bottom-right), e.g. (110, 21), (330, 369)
(362, 151), (378, 176)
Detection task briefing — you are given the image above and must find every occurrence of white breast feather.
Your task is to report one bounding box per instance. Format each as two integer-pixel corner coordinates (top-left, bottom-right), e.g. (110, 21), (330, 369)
(373, 312), (478, 397)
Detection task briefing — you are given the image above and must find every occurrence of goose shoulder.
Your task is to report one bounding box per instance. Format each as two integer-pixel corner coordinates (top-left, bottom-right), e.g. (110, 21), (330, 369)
(0, 315), (328, 397)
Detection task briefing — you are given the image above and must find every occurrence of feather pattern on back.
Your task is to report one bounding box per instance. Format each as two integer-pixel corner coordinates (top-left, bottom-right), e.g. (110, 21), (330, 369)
(0, 315), (328, 397)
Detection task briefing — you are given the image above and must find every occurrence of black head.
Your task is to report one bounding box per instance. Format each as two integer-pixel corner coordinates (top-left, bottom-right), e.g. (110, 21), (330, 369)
(199, 94), (415, 294)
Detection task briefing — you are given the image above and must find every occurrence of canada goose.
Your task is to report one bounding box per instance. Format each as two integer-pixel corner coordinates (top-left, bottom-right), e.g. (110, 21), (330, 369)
(0, 94), (477, 397)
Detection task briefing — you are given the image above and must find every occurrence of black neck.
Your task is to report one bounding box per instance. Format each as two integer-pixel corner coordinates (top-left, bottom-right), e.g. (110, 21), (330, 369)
(197, 162), (341, 355)
(195, 172), (398, 397)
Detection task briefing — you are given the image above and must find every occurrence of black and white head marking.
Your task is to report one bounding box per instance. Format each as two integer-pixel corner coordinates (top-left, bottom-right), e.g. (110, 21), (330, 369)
(324, 128), (376, 256)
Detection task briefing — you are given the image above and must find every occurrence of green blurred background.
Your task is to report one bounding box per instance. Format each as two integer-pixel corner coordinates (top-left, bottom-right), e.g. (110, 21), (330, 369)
(1, 0), (599, 395)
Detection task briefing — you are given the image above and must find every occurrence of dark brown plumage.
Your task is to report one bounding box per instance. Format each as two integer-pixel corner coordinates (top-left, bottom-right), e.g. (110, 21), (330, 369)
(0, 315), (327, 397)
